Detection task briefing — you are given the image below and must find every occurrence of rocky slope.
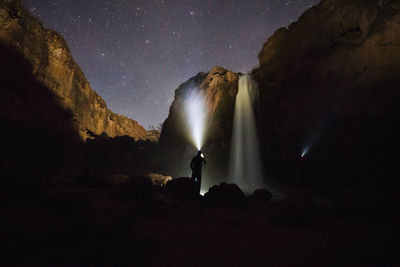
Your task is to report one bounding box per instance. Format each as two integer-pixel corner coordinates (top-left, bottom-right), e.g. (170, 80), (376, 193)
(254, 0), (400, 188)
(159, 66), (239, 184)
(0, 0), (146, 140)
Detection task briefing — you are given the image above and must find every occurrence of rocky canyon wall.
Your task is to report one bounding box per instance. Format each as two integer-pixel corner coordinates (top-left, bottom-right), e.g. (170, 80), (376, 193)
(0, 0), (146, 141)
(254, 0), (400, 188)
(159, 66), (239, 185)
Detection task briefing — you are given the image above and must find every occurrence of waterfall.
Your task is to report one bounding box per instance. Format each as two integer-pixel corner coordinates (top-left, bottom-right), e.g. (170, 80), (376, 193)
(228, 74), (265, 193)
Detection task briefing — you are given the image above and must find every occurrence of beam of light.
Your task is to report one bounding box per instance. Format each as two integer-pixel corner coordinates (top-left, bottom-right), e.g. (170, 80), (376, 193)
(200, 188), (207, 196)
(185, 90), (206, 150)
(301, 146), (310, 158)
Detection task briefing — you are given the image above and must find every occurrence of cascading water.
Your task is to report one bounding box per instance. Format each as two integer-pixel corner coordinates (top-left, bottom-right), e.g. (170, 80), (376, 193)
(228, 74), (265, 193)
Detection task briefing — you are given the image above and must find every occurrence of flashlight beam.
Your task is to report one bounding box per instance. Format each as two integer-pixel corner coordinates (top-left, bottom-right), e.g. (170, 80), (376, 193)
(186, 90), (206, 150)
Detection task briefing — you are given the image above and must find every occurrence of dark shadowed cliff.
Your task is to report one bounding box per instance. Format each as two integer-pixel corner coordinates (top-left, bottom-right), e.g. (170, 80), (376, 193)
(254, 0), (400, 189)
(0, 0), (146, 140)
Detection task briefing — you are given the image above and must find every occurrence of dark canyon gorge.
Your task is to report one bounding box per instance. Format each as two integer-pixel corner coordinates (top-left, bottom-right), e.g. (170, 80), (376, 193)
(1, 0), (400, 265)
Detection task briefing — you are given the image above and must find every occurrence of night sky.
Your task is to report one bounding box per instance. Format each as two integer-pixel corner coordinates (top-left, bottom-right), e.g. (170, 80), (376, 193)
(21, 0), (319, 128)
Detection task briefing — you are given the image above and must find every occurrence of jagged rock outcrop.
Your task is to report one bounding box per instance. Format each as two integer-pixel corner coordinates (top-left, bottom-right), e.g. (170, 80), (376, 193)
(159, 66), (239, 185)
(0, 0), (146, 140)
(146, 173), (172, 187)
(254, 0), (400, 188)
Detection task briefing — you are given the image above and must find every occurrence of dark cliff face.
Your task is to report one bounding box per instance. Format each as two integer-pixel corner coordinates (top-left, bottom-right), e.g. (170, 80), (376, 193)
(159, 66), (239, 186)
(0, 42), (83, 181)
(160, 0), (400, 191)
(254, 0), (400, 189)
(0, 1), (146, 141)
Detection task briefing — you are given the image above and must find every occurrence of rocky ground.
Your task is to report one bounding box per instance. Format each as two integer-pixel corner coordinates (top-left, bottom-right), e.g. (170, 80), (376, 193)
(1, 176), (399, 266)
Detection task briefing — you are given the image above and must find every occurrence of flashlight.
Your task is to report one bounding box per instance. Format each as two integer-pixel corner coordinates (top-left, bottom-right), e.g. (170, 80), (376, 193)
(301, 146), (309, 158)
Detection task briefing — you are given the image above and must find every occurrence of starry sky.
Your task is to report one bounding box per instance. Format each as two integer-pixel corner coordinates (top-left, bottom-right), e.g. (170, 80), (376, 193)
(21, 0), (320, 128)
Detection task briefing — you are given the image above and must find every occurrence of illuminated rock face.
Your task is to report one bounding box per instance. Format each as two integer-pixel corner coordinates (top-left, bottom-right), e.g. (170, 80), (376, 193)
(254, 0), (400, 187)
(0, 1), (146, 141)
(160, 66), (240, 186)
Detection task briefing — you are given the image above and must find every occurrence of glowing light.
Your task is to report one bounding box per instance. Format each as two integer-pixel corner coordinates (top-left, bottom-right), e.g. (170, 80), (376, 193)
(201, 153), (204, 158)
(185, 90), (206, 150)
(301, 146), (309, 158)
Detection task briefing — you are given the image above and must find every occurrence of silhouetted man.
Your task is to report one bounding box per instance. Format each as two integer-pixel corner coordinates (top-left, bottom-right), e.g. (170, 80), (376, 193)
(295, 154), (310, 188)
(190, 150), (206, 194)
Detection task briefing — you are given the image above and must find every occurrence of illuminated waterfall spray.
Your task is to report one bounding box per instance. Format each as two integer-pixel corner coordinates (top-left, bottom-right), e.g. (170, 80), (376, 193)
(229, 74), (265, 193)
(186, 90), (206, 150)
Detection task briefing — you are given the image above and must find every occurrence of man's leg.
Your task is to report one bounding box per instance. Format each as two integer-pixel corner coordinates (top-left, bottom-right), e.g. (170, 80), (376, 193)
(197, 172), (202, 194)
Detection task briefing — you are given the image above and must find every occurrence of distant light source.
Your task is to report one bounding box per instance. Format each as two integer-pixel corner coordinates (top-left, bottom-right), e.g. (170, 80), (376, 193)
(185, 90), (206, 150)
(301, 146), (310, 158)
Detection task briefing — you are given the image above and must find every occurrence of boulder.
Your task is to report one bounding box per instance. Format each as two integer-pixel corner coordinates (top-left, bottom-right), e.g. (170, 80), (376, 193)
(250, 189), (273, 202)
(165, 177), (198, 198)
(204, 183), (245, 204)
(146, 173), (173, 187)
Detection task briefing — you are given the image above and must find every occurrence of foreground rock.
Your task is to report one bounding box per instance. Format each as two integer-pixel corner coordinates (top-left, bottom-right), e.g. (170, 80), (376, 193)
(146, 173), (173, 187)
(165, 177), (198, 198)
(204, 183), (245, 204)
(0, 1), (146, 140)
(250, 189), (273, 202)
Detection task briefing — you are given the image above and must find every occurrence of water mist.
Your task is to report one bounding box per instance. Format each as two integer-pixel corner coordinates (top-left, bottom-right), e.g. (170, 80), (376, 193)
(229, 74), (265, 193)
